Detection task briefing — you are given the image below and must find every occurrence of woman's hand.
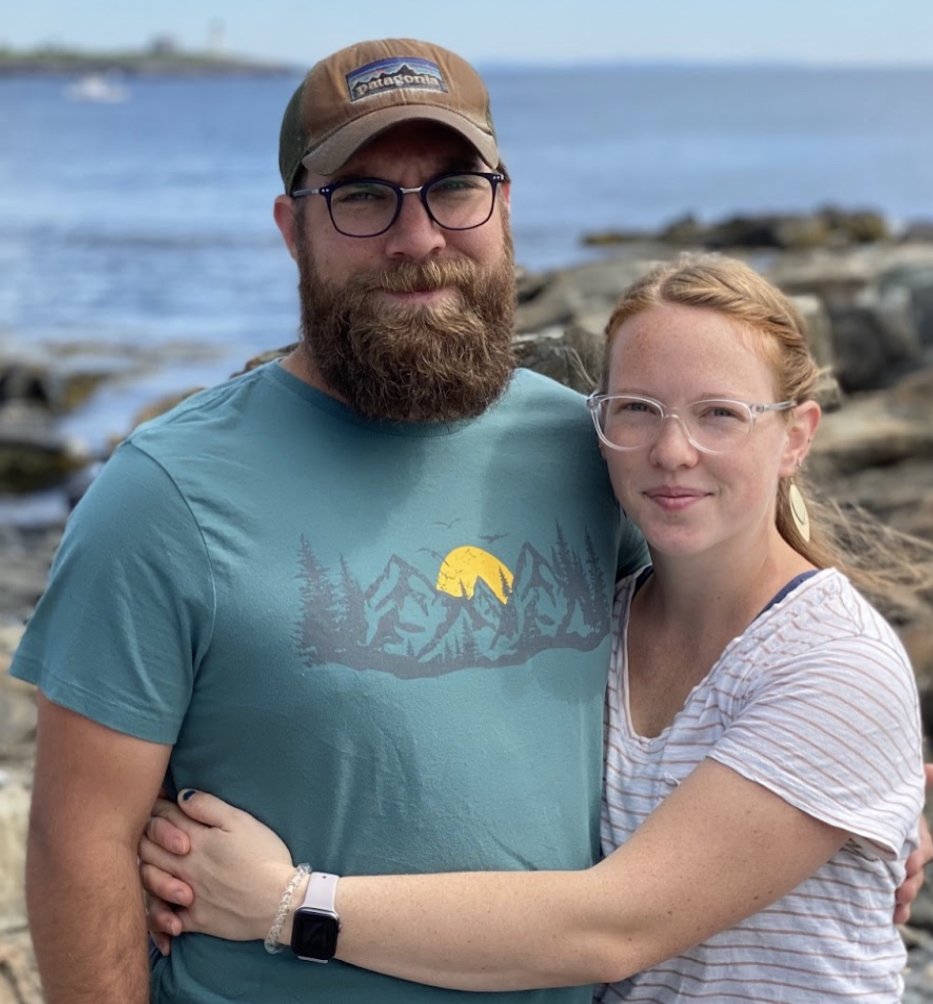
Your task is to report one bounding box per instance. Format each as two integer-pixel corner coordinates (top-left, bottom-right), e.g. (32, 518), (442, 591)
(139, 791), (296, 949)
(895, 763), (933, 925)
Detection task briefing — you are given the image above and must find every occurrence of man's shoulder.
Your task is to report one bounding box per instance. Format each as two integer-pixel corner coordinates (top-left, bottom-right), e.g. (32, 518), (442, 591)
(131, 366), (269, 438)
(501, 369), (591, 426)
(510, 367), (589, 404)
(118, 364), (292, 471)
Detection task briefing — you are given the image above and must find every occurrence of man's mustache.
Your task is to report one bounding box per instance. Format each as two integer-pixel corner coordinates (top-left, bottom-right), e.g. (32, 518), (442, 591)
(360, 258), (480, 295)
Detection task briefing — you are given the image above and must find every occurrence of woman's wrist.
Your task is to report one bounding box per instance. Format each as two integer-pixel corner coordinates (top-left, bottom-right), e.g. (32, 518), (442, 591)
(264, 864), (311, 952)
(280, 870), (312, 948)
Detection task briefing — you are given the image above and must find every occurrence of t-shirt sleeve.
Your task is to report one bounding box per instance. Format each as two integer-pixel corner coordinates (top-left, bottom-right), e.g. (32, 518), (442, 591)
(10, 441), (215, 744)
(708, 613), (923, 860)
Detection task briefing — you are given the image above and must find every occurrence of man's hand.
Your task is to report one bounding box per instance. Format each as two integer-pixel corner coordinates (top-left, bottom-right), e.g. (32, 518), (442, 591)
(895, 762), (933, 925)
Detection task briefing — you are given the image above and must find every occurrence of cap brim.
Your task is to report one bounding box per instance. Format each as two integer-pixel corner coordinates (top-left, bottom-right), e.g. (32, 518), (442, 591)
(302, 105), (499, 176)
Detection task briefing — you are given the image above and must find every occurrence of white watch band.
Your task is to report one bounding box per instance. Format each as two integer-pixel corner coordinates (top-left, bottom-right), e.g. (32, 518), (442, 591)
(298, 871), (339, 913)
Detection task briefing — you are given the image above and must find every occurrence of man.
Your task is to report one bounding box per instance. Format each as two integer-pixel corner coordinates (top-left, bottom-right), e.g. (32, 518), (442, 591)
(12, 38), (645, 1002)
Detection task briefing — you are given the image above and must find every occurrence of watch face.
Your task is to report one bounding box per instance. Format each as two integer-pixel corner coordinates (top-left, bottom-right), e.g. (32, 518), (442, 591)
(291, 909), (340, 962)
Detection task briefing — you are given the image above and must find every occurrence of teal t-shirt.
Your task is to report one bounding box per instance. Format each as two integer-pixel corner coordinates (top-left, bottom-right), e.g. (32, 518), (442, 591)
(13, 364), (645, 1003)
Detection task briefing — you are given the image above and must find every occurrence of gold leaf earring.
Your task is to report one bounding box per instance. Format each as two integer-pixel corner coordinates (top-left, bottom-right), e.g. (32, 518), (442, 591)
(788, 482), (810, 543)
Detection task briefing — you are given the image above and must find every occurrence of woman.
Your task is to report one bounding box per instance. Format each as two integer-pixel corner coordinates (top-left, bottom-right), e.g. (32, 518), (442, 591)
(142, 254), (925, 1000)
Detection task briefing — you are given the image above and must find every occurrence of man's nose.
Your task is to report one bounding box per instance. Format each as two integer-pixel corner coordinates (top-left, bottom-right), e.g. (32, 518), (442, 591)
(383, 191), (447, 259)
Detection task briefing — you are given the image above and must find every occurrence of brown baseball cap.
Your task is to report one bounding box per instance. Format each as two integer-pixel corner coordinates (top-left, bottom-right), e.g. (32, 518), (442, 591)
(278, 38), (500, 192)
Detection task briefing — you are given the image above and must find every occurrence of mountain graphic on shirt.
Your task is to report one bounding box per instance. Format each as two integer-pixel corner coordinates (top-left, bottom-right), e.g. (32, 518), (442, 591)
(294, 524), (609, 677)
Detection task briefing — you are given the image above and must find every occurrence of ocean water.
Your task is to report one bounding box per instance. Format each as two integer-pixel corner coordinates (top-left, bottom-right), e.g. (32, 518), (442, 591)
(1, 64), (932, 450)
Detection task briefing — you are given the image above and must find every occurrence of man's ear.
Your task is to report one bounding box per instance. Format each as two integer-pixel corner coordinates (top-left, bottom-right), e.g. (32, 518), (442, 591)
(780, 400), (821, 477)
(498, 180), (512, 214)
(273, 195), (300, 262)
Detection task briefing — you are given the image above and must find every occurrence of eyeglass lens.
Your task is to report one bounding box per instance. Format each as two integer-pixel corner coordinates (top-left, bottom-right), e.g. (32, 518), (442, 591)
(328, 174), (496, 237)
(599, 398), (754, 452)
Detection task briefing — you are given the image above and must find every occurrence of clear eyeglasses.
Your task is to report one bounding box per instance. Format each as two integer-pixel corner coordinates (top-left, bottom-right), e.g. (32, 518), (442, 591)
(291, 171), (507, 238)
(586, 393), (798, 455)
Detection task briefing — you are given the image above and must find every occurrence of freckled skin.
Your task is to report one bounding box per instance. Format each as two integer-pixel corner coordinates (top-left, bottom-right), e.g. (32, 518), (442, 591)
(603, 303), (800, 564)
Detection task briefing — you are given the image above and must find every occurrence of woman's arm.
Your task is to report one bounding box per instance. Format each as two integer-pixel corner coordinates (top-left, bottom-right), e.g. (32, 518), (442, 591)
(141, 757), (847, 991)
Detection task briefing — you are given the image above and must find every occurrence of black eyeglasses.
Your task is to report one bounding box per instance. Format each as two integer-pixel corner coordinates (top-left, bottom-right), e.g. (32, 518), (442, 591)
(291, 171), (506, 238)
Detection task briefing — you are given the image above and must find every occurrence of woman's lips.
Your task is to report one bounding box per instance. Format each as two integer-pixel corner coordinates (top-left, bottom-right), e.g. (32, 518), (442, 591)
(644, 486), (710, 512)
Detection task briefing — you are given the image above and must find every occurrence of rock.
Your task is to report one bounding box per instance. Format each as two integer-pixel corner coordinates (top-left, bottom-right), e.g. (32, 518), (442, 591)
(659, 214), (704, 245)
(0, 402), (92, 494)
(820, 207), (890, 244)
(901, 220), (933, 243)
(766, 247), (933, 391)
(824, 295), (921, 391)
(818, 458), (933, 543)
(0, 781), (29, 934)
(0, 358), (117, 415)
(878, 263), (933, 350)
(514, 312), (609, 394)
(0, 928), (41, 1004)
(791, 294), (836, 374)
(809, 367), (933, 475)
(0, 529), (60, 629)
(0, 626), (36, 763)
(581, 228), (649, 247)
(585, 208), (892, 251)
(514, 249), (672, 333)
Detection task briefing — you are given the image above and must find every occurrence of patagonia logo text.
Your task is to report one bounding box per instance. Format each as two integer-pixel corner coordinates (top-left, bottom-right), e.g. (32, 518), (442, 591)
(346, 57), (448, 102)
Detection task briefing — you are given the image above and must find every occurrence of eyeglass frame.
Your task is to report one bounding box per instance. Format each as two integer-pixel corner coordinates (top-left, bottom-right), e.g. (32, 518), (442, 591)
(586, 392), (798, 455)
(290, 170), (508, 239)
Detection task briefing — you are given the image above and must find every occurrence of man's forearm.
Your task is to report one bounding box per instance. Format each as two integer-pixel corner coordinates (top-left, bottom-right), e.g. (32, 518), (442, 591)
(27, 824), (150, 1003)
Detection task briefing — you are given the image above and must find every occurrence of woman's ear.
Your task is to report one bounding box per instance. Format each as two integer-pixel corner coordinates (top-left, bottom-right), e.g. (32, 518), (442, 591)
(780, 400), (821, 477)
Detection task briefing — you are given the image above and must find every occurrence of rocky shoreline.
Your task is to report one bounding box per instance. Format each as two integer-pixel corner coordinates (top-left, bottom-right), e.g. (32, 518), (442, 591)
(2, 216), (933, 1000)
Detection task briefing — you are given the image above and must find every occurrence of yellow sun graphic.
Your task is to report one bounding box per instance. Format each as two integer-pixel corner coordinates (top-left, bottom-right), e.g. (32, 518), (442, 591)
(435, 546), (514, 604)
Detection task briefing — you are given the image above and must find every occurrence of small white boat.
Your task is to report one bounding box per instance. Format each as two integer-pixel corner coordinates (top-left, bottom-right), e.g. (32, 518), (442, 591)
(64, 73), (130, 103)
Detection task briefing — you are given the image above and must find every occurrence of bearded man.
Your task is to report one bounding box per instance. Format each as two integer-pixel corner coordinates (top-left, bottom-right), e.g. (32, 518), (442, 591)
(14, 39), (645, 1003)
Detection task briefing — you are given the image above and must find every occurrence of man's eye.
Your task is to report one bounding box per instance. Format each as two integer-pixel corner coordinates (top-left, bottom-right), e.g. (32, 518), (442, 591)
(332, 184), (392, 205)
(430, 174), (481, 194)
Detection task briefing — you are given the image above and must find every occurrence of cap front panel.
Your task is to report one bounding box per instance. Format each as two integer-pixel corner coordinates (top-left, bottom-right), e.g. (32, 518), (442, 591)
(346, 56), (449, 103)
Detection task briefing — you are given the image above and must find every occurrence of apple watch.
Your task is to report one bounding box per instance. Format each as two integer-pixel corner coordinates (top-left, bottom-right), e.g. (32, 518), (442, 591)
(290, 871), (341, 963)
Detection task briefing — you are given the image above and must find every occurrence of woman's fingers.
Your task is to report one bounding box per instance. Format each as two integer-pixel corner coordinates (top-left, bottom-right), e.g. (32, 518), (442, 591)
(150, 930), (173, 957)
(146, 812), (192, 855)
(139, 854), (195, 907)
(175, 789), (247, 829)
(146, 887), (185, 938)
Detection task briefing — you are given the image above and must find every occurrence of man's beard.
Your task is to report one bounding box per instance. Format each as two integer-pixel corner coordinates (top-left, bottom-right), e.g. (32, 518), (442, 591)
(295, 229), (517, 423)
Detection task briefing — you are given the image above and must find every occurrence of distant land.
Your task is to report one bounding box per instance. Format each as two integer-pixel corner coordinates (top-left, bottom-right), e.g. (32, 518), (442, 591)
(0, 39), (297, 77)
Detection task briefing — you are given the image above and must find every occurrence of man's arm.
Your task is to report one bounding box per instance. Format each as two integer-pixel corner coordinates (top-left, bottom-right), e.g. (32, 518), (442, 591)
(27, 693), (172, 1003)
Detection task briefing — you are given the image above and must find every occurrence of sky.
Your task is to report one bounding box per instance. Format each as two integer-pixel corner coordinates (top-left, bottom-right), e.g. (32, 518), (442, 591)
(4, 0), (933, 68)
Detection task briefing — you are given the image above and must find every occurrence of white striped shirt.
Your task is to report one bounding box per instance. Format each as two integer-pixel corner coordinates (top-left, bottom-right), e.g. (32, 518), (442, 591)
(598, 567), (924, 1002)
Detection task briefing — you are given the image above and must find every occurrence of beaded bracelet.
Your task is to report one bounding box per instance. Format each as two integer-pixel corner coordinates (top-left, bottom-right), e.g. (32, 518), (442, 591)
(264, 863), (311, 954)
